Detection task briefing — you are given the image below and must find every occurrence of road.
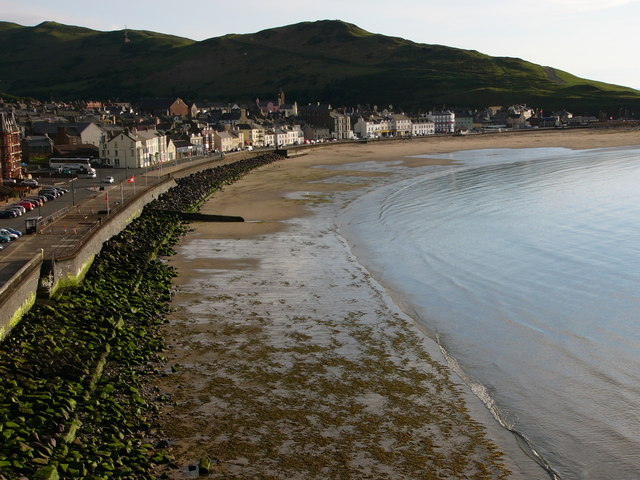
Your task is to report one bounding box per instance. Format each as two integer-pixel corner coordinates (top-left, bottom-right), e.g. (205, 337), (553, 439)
(0, 154), (219, 236)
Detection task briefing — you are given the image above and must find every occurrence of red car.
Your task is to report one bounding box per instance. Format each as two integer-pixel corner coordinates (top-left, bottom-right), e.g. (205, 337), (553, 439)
(14, 201), (34, 211)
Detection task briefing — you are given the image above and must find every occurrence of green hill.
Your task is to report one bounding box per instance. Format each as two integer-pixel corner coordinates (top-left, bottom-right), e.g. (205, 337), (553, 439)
(1, 19), (639, 113)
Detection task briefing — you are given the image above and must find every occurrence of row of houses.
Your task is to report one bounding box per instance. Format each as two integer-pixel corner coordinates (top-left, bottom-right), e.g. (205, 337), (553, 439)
(0, 92), (604, 178)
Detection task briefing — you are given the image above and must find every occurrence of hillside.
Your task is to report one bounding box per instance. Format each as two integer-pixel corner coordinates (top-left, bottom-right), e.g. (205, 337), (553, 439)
(1, 19), (639, 113)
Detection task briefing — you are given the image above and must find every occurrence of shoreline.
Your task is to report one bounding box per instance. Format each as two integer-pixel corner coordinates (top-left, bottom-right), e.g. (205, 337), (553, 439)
(154, 129), (639, 478)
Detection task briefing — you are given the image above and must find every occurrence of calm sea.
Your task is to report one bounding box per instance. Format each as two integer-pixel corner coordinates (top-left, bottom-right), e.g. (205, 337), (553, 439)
(338, 146), (640, 479)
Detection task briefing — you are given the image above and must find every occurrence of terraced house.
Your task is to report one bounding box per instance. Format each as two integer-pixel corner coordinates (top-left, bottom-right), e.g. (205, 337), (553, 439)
(104, 128), (173, 169)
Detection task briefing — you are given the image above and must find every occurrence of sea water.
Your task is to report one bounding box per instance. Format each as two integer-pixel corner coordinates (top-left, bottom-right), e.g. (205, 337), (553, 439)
(338, 146), (640, 479)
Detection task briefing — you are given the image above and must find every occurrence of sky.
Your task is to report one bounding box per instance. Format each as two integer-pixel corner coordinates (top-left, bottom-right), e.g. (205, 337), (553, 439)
(2, 0), (639, 91)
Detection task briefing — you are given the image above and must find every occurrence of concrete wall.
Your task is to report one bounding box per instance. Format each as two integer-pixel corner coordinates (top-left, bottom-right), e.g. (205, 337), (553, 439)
(0, 251), (44, 341)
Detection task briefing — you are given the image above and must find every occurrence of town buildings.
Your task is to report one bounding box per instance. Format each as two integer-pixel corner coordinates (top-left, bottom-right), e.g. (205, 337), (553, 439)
(1, 92), (618, 178)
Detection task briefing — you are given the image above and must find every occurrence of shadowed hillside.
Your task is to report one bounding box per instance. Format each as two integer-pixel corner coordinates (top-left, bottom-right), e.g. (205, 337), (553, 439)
(1, 19), (639, 113)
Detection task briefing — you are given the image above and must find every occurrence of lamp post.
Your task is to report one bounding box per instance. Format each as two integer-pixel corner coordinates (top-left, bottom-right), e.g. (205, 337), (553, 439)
(70, 178), (76, 206)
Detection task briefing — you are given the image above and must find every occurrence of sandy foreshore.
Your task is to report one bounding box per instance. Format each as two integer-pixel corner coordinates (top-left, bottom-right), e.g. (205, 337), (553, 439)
(153, 129), (639, 479)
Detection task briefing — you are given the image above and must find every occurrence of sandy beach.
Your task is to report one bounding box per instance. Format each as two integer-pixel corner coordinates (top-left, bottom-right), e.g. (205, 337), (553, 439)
(153, 129), (640, 479)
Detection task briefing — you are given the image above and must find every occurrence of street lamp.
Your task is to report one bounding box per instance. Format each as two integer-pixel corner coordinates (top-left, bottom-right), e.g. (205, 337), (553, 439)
(70, 178), (76, 206)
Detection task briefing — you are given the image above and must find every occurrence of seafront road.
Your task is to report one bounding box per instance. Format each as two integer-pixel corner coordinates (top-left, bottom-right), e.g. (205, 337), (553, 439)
(0, 152), (237, 290)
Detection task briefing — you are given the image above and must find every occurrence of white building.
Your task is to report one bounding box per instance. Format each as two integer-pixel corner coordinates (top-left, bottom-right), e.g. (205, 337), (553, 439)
(390, 114), (412, 137)
(264, 130), (275, 147)
(411, 118), (435, 136)
(104, 128), (171, 169)
(284, 125), (304, 145)
(213, 131), (243, 152)
(354, 116), (391, 138)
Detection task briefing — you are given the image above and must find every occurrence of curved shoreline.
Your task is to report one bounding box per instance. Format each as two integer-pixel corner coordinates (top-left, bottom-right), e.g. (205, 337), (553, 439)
(152, 129), (640, 478)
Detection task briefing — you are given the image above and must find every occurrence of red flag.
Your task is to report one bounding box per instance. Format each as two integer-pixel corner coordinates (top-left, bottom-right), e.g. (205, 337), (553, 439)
(127, 176), (135, 183)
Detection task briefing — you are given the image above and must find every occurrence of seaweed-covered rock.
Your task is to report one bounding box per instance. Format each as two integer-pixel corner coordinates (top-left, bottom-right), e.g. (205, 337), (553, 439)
(0, 155), (283, 479)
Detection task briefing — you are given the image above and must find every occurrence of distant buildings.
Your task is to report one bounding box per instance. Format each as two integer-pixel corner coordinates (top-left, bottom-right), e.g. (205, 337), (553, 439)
(1, 89), (627, 177)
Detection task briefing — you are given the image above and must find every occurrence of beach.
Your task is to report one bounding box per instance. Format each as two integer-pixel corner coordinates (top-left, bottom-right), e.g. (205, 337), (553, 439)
(153, 129), (640, 479)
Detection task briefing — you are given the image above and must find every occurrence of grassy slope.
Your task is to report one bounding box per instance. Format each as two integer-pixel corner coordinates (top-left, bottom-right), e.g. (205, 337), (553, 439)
(1, 20), (639, 112)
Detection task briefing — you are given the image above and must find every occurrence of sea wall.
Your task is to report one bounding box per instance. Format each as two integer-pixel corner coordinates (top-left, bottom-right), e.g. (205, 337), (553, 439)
(0, 177), (177, 340)
(0, 251), (44, 342)
(44, 177), (177, 298)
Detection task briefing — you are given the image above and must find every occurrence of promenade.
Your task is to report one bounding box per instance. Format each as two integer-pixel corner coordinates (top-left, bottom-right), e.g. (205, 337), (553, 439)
(0, 152), (239, 290)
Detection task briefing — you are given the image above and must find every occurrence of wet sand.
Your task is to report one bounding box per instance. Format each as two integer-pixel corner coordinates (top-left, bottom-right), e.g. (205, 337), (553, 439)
(153, 129), (640, 479)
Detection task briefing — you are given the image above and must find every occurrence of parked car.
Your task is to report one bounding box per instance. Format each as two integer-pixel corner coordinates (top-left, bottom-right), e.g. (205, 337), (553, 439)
(3, 227), (22, 237)
(0, 229), (19, 240)
(39, 188), (60, 198)
(21, 178), (39, 187)
(103, 176), (114, 184)
(9, 207), (24, 216)
(38, 192), (56, 201)
(22, 197), (43, 207)
(0, 210), (18, 219)
(13, 201), (34, 211)
(0, 232), (13, 242)
(20, 199), (38, 208)
(2, 178), (17, 185)
(12, 204), (26, 214)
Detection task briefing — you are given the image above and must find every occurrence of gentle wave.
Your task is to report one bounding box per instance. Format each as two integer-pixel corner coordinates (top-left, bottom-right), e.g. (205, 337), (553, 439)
(339, 147), (640, 479)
